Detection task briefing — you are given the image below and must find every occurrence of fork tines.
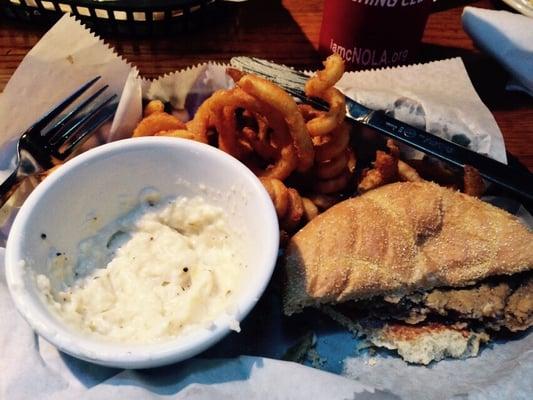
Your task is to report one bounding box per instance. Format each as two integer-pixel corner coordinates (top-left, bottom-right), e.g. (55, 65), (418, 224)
(28, 76), (118, 161)
(30, 77), (101, 133)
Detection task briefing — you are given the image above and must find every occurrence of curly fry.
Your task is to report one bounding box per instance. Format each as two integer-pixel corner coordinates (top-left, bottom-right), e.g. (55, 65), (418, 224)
(261, 177), (290, 219)
(236, 74), (315, 172)
(298, 104), (325, 121)
(240, 111), (296, 168)
(216, 104), (251, 160)
(143, 100), (165, 117)
(302, 56), (353, 194)
(398, 159), (424, 182)
(132, 112), (186, 137)
(307, 193), (340, 211)
(304, 54), (346, 138)
(254, 145), (299, 181)
(386, 139), (400, 158)
(463, 165), (485, 197)
(315, 150), (348, 179)
(282, 188), (305, 232)
(313, 123), (354, 194)
(204, 88), (299, 180)
(358, 139), (400, 193)
(314, 170), (351, 194)
(302, 198), (319, 221)
(406, 157), (460, 186)
(37, 164), (61, 180)
(260, 177), (318, 233)
(346, 147), (357, 173)
(185, 90), (224, 144)
(304, 53), (345, 96)
(314, 123), (351, 163)
(241, 129), (278, 161)
(226, 67), (246, 83)
(305, 87), (346, 137)
(155, 129), (197, 140)
(401, 157), (481, 197)
(133, 58), (363, 232)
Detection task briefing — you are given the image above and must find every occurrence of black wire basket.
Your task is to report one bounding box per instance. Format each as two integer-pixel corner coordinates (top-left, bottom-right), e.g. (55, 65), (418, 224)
(0, 0), (220, 35)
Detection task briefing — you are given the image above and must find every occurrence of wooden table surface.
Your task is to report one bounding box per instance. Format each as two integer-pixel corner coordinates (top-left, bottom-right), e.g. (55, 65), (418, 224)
(1, 0), (532, 170)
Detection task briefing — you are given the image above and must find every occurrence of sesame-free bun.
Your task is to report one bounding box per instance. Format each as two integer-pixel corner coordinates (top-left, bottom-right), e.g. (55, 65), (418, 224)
(283, 182), (533, 315)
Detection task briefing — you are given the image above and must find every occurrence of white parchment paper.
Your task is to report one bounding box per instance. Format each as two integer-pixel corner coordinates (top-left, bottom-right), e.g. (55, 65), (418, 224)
(337, 58), (508, 163)
(0, 14), (135, 160)
(0, 14), (530, 400)
(0, 14), (138, 239)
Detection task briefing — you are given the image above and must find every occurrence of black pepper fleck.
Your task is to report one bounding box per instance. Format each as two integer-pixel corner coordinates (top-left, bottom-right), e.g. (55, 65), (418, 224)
(40, 233), (47, 239)
(183, 267), (189, 272)
(56, 252), (62, 257)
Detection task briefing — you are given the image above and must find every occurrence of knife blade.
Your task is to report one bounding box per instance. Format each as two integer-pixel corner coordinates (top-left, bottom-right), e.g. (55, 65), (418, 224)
(230, 56), (533, 202)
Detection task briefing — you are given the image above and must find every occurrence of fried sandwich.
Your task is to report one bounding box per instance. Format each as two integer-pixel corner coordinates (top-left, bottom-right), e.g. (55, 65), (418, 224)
(283, 181), (533, 364)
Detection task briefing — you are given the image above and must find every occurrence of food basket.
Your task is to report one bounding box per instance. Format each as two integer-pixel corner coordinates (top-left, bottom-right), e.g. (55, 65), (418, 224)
(0, 0), (220, 35)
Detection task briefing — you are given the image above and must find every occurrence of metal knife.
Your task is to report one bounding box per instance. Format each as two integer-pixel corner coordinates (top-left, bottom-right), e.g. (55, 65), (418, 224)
(230, 56), (533, 202)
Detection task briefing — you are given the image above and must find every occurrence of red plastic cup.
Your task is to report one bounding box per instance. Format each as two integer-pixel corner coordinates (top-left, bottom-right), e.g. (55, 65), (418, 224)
(319, 0), (433, 71)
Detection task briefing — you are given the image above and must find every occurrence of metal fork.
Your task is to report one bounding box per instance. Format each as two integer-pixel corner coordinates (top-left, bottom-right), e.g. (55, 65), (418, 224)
(0, 77), (118, 207)
(230, 56), (533, 202)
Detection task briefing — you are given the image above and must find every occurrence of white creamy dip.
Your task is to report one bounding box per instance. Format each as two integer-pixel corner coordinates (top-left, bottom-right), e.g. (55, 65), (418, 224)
(37, 195), (244, 342)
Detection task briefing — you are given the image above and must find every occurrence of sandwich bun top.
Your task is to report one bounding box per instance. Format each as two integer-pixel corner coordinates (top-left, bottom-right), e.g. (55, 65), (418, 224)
(283, 181), (533, 315)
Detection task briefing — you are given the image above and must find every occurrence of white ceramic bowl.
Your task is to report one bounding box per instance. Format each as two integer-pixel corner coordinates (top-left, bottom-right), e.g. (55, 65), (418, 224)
(5, 137), (279, 369)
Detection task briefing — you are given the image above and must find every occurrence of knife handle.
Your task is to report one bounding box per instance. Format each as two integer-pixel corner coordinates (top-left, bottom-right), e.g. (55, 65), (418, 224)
(347, 107), (533, 202)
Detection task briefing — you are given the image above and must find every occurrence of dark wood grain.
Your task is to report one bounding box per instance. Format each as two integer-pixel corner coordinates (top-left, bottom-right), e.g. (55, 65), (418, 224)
(1, 0), (532, 169)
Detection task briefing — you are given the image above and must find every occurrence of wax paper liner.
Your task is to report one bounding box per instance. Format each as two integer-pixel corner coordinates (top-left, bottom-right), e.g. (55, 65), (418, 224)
(0, 14), (136, 153)
(0, 14), (139, 241)
(0, 14), (531, 400)
(336, 58), (507, 163)
(141, 58), (508, 167)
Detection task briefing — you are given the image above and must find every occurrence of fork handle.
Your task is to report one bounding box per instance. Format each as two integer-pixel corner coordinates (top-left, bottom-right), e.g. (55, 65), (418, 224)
(0, 169), (24, 209)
